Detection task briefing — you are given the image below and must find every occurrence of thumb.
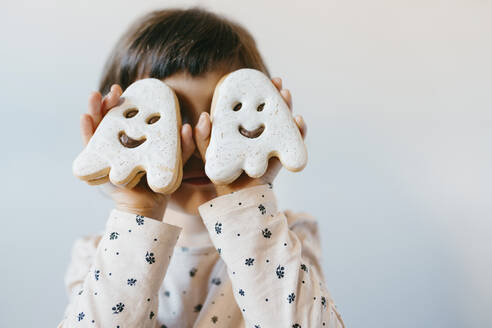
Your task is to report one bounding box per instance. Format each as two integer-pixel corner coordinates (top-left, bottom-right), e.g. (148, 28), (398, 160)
(193, 112), (211, 161)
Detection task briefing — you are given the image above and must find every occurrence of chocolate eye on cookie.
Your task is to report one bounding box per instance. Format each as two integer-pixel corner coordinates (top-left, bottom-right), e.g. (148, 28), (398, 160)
(232, 102), (242, 111)
(205, 68), (307, 185)
(146, 114), (161, 124)
(73, 78), (183, 194)
(124, 108), (139, 118)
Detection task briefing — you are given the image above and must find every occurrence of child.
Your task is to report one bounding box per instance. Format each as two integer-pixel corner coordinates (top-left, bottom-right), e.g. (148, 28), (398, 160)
(59, 7), (344, 328)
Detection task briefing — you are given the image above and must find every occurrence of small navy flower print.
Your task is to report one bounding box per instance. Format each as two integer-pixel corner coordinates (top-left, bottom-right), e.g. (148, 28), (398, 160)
(164, 291), (170, 297)
(258, 204), (266, 214)
(239, 289), (245, 296)
(321, 296), (327, 308)
(189, 267), (197, 277)
(300, 263), (308, 272)
(77, 312), (85, 321)
(245, 257), (255, 266)
(211, 315), (218, 323)
(276, 265), (285, 279)
(94, 270), (100, 281)
(194, 304), (202, 312)
(215, 222), (222, 234)
(262, 228), (272, 238)
(112, 302), (124, 314)
(145, 251), (155, 264)
(211, 277), (221, 285)
(109, 232), (119, 240)
(287, 292), (296, 303)
(150, 311), (155, 319)
(127, 278), (137, 286)
(136, 215), (144, 225)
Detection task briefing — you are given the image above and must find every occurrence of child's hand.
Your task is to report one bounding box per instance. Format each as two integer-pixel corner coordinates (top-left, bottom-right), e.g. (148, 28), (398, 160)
(80, 84), (196, 220)
(194, 77), (307, 196)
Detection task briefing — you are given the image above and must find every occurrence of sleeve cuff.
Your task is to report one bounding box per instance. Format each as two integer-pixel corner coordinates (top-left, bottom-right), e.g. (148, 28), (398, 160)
(107, 209), (182, 246)
(198, 184), (277, 226)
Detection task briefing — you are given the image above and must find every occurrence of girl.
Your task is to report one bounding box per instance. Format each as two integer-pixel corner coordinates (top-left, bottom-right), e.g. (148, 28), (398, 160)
(59, 8), (344, 328)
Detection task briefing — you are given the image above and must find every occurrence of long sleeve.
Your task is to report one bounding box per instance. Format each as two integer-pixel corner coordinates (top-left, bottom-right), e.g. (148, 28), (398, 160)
(198, 184), (344, 328)
(58, 209), (182, 328)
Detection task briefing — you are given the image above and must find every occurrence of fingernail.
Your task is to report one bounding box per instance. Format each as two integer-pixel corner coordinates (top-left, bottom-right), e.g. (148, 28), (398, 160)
(197, 112), (206, 129)
(183, 123), (191, 135)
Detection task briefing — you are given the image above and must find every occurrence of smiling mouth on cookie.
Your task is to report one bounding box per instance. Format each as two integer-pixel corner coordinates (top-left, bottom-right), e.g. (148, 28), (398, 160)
(238, 124), (265, 139)
(118, 131), (147, 148)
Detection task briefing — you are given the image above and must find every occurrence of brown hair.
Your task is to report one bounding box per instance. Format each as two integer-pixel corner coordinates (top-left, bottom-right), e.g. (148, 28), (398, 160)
(98, 7), (270, 95)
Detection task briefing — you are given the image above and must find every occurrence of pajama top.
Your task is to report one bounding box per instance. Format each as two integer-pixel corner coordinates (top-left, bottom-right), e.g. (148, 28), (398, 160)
(58, 184), (344, 328)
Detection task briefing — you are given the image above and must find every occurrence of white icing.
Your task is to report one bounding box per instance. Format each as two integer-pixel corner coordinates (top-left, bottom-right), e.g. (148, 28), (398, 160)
(205, 69), (307, 184)
(73, 78), (181, 193)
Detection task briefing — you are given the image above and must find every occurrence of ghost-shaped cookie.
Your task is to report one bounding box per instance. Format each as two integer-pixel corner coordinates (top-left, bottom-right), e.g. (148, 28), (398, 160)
(72, 78), (182, 194)
(205, 68), (307, 185)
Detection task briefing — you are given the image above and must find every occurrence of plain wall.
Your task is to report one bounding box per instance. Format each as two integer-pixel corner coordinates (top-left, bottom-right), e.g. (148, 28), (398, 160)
(1, 0), (491, 326)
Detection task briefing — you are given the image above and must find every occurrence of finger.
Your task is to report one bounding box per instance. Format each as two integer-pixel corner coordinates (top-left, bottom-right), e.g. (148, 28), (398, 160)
(102, 84), (123, 116)
(272, 77), (282, 91)
(97, 92), (113, 127)
(281, 89), (292, 110)
(193, 112), (211, 160)
(181, 123), (196, 164)
(294, 115), (307, 139)
(101, 87), (117, 116)
(88, 91), (103, 124)
(110, 84), (123, 95)
(101, 84), (122, 118)
(80, 113), (95, 146)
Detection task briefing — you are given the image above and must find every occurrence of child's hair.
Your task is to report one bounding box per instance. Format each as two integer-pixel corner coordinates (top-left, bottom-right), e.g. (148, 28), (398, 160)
(98, 7), (270, 95)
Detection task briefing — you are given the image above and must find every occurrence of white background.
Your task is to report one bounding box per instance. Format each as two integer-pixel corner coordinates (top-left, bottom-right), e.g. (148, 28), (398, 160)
(1, 0), (491, 327)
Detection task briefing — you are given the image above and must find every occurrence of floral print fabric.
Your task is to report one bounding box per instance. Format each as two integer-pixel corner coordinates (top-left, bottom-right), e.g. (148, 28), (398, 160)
(58, 184), (344, 327)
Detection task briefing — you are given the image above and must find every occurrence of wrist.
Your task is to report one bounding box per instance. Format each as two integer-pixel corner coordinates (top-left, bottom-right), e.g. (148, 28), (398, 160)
(215, 175), (266, 196)
(115, 203), (167, 221)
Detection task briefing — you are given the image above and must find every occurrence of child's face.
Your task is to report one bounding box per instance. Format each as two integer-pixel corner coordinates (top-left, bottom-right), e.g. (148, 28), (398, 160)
(161, 69), (229, 214)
